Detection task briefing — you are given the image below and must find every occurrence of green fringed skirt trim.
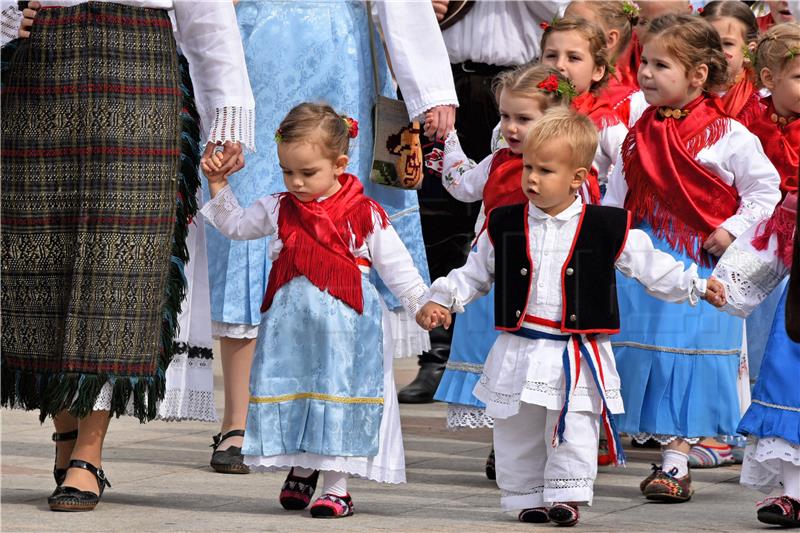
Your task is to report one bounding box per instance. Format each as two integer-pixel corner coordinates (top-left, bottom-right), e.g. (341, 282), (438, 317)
(0, 3), (201, 422)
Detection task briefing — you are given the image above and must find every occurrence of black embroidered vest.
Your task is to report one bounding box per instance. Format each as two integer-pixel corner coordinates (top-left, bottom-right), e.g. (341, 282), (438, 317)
(487, 202), (630, 333)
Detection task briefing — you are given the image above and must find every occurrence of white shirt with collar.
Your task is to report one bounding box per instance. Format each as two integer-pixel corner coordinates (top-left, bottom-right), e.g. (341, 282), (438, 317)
(428, 196), (706, 419)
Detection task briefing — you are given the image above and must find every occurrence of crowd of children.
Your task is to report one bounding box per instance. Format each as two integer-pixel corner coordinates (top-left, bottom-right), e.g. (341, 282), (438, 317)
(3, 0), (799, 528)
(197, 0), (800, 527)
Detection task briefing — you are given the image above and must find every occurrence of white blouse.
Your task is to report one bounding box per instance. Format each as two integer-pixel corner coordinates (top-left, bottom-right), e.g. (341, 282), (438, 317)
(1, 0), (255, 151)
(428, 196), (705, 417)
(595, 122), (627, 184)
(442, 0), (568, 65)
(375, 2), (459, 120)
(603, 119), (781, 239)
(200, 185), (429, 317)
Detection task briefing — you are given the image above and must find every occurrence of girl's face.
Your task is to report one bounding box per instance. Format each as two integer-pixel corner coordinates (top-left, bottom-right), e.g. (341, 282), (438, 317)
(710, 17), (753, 81)
(767, 1), (796, 24)
(639, 38), (707, 108)
(763, 56), (800, 117)
(498, 89), (546, 154)
(278, 139), (348, 202)
(541, 30), (605, 95)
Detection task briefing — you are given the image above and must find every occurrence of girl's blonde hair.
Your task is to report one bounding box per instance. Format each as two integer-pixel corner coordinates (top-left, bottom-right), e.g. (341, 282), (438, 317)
(276, 102), (351, 159)
(540, 16), (611, 93)
(575, 1), (639, 62)
(755, 22), (800, 84)
(524, 108), (598, 170)
(492, 64), (573, 109)
(644, 14), (729, 89)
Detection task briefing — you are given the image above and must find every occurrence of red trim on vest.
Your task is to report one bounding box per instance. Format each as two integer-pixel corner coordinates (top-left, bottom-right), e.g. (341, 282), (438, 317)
(495, 203), (536, 332)
(614, 211), (632, 262)
(559, 206), (587, 329)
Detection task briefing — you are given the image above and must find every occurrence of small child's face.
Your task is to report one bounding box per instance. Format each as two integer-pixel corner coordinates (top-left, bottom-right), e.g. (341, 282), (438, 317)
(710, 17), (753, 82)
(278, 140), (348, 203)
(766, 1), (796, 24)
(763, 57), (800, 117)
(639, 39), (702, 108)
(541, 30), (605, 95)
(498, 90), (546, 154)
(521, 138), (585, 216)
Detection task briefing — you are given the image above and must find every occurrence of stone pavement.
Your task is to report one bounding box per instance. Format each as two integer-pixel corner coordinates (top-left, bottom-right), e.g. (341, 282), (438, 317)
(1, 356), (767, 532)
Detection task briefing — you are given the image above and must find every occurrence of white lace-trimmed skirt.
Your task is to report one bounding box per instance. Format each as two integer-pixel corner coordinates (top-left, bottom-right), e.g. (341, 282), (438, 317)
(740, 438), (800, 493)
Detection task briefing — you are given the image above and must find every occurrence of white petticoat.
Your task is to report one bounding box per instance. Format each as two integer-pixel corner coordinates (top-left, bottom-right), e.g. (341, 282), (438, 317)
(740, 438), (800, 493)
(446, 404), (494, 429)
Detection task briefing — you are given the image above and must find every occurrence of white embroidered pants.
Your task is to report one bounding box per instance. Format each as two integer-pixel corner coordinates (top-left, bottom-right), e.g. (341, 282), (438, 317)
(494, 403), (600, 510)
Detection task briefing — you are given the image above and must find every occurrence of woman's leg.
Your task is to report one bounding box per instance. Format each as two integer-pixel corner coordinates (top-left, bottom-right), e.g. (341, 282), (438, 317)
(217, 336), (257, 450)
(52, 411), (79, 472)
(61, 411), (111, 493)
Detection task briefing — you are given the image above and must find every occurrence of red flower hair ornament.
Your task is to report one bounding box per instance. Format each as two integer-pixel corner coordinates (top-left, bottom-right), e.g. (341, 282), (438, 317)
(341, 116), (359, 139)
(536, 74), (578, 100)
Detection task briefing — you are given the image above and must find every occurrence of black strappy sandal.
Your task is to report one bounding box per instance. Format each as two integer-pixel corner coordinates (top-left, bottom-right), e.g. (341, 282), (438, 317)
(210, 429), (250, 474)
(48, 459), (111, 512)
(52, 429), (78, 486)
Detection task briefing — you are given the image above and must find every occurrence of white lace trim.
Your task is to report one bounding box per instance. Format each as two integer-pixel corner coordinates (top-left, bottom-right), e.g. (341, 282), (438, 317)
(446, 405), (494, 429)
(715, 246), (785, 317)
(206, 105), (255, 153)
(385, 307), (430, 359)
(245, 455), (405, 485)
(740, 438), (800, 493)
(1, 5), (21, 47)
(211, 320), (259, 340)
(722, 200), (773, 239)
(501, 486), (544, 499)
(631, 434), (701, 445)
(398, 283), (429, 318)
(478, 373), (620, 406)
(545, 477), (593, 490)
(201, 185), (241, 228)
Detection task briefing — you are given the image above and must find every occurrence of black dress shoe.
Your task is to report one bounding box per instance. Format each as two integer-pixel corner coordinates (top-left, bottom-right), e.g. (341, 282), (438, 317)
(48, 459), (111, 512)
(397, 363), (444, 403)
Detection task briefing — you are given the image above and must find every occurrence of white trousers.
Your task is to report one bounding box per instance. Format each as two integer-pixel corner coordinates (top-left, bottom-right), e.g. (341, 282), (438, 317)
(494, 403), (600, 510)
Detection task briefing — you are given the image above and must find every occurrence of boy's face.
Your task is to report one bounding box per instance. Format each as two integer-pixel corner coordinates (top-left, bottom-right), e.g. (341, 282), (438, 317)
(521, 138), (586, 216)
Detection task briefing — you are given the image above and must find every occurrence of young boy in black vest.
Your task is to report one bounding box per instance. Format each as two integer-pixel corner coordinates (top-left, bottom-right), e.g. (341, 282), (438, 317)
(416, 108), (724, 527)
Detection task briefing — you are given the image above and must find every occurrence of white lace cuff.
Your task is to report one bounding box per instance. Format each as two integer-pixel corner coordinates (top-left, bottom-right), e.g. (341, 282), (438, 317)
(199, 184), (242, 229)
(720, 200), (772, 238)
(1, 5), (22, 47)
(398, 283), (429, 317)
(205, 106), (256, 153)
(404, 93), (458, 122)
(713, 245), (785, 317)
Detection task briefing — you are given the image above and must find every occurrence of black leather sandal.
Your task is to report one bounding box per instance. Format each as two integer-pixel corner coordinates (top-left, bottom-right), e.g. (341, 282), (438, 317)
(210, 429), (250, 474)
(52, 429), (78, 486)
(48, 459), (111, 512)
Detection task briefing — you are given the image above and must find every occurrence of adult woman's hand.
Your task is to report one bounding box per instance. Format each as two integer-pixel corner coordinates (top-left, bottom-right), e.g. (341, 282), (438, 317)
(431, 0), (449, 22)
(18, 1), (40, 38)
(201, 141), (245, 179)
(422, 104), (456, 141)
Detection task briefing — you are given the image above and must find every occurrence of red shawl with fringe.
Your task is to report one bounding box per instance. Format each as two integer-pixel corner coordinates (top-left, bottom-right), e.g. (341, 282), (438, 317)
(484, 149), (526, 215)
(622, 94), (737, 265)
(747, 96), (800, 196)
(720, 71), (761, 127)
(752, 191), (797, 269)
(261, 173), (389, 314)
(572, 92), (623, 130)
(613, 34), (641, 91)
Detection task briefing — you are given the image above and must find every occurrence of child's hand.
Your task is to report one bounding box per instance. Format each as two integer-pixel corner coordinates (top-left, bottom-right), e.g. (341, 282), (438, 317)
(201, 149), (227, 183)
(422, 105), (455, 141)
(703, 228), (735, 256)
(19, 1), (40, 38)
(415, 302), (452, 331)
(704, 277), (727, 307)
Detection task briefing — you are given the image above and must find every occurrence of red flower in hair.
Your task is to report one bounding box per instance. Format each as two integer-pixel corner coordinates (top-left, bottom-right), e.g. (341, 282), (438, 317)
(537, 74), (560, 93)
(342, 116), (359, 139)
(539, 21), (550, 31)
(697, 7), (703, 13)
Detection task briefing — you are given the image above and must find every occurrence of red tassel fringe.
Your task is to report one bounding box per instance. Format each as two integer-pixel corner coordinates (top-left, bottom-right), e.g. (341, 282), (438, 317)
(752, 205), (796, 269)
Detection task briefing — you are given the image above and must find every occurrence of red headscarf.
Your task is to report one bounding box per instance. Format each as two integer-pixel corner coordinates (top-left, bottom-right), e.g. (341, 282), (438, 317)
(747, 96), (800, 196)
(622, 94), (738, 265)
(261, 173), (389, 314)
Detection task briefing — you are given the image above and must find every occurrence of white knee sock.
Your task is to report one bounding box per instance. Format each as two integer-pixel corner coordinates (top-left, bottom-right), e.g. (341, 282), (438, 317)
(321, 470), (349, 497)
(293, 466), (316, 478)
(783, 462), (800, 499)
(662, 450), (690, 478)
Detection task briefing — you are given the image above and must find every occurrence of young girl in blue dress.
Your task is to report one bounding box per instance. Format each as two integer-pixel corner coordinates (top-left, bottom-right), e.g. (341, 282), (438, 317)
(603, 13), (781, 502)
(201, 103), (430, 518)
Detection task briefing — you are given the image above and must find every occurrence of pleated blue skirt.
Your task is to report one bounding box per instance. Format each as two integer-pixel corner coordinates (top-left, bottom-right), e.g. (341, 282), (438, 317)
(738, 286), (800, 446)
(243, 275), (384, 458)
(612, 223), (743, 438)
(434, 288), (499, 408)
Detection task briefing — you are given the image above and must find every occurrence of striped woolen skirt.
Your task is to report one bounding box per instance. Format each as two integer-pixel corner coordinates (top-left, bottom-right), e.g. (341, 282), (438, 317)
(1, 2), (201, 422)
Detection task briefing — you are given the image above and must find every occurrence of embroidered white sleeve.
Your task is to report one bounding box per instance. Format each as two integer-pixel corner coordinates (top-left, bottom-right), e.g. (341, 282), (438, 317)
(206, 106), (256, 153)
(199, 185), (276, 240)
(441, 135), (493, 203)
(397, 283), (429, 317)
(1, 4), (21, 47)
(429, 231), (494, 312)
(713, 245), (786, 317)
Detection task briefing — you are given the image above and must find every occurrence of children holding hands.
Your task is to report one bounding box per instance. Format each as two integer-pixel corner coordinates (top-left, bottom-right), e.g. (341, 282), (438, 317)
(417, 108), (723, 527)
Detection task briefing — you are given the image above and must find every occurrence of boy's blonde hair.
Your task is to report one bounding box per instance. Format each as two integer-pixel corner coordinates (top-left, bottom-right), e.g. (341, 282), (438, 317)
(756, 22), (800, 84)
(523, 108), (598, 169)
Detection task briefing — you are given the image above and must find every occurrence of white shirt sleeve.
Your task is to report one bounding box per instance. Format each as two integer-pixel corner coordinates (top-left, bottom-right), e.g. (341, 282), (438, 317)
(1, 1), (21, 47)
(366, 218), (429, 317)
(172, 2), (256, 151)
(602, 159), (628, 208)
(712, 222), (788, 317)
(441, 131), (494, 203)
(428, 230), (495, 313)
(199, 185), (277, 240)
(596, 122), (627, 183)
(375, 1), (458, 120)
(615, 228), (707, 304)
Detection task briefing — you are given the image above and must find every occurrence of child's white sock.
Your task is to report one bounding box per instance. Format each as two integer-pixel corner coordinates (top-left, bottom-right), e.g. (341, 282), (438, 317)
(321, 470), (349, 497)
(662, 449), (689, 478)
(783, 461), (800, 499)
(293, 466), (316, 478)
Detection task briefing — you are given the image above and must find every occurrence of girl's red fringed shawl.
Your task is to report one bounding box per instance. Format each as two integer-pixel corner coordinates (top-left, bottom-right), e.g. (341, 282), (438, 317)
(747, 96), (800, 196)
(261, 173), (389, 314)
(622, 94), (737, 266)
